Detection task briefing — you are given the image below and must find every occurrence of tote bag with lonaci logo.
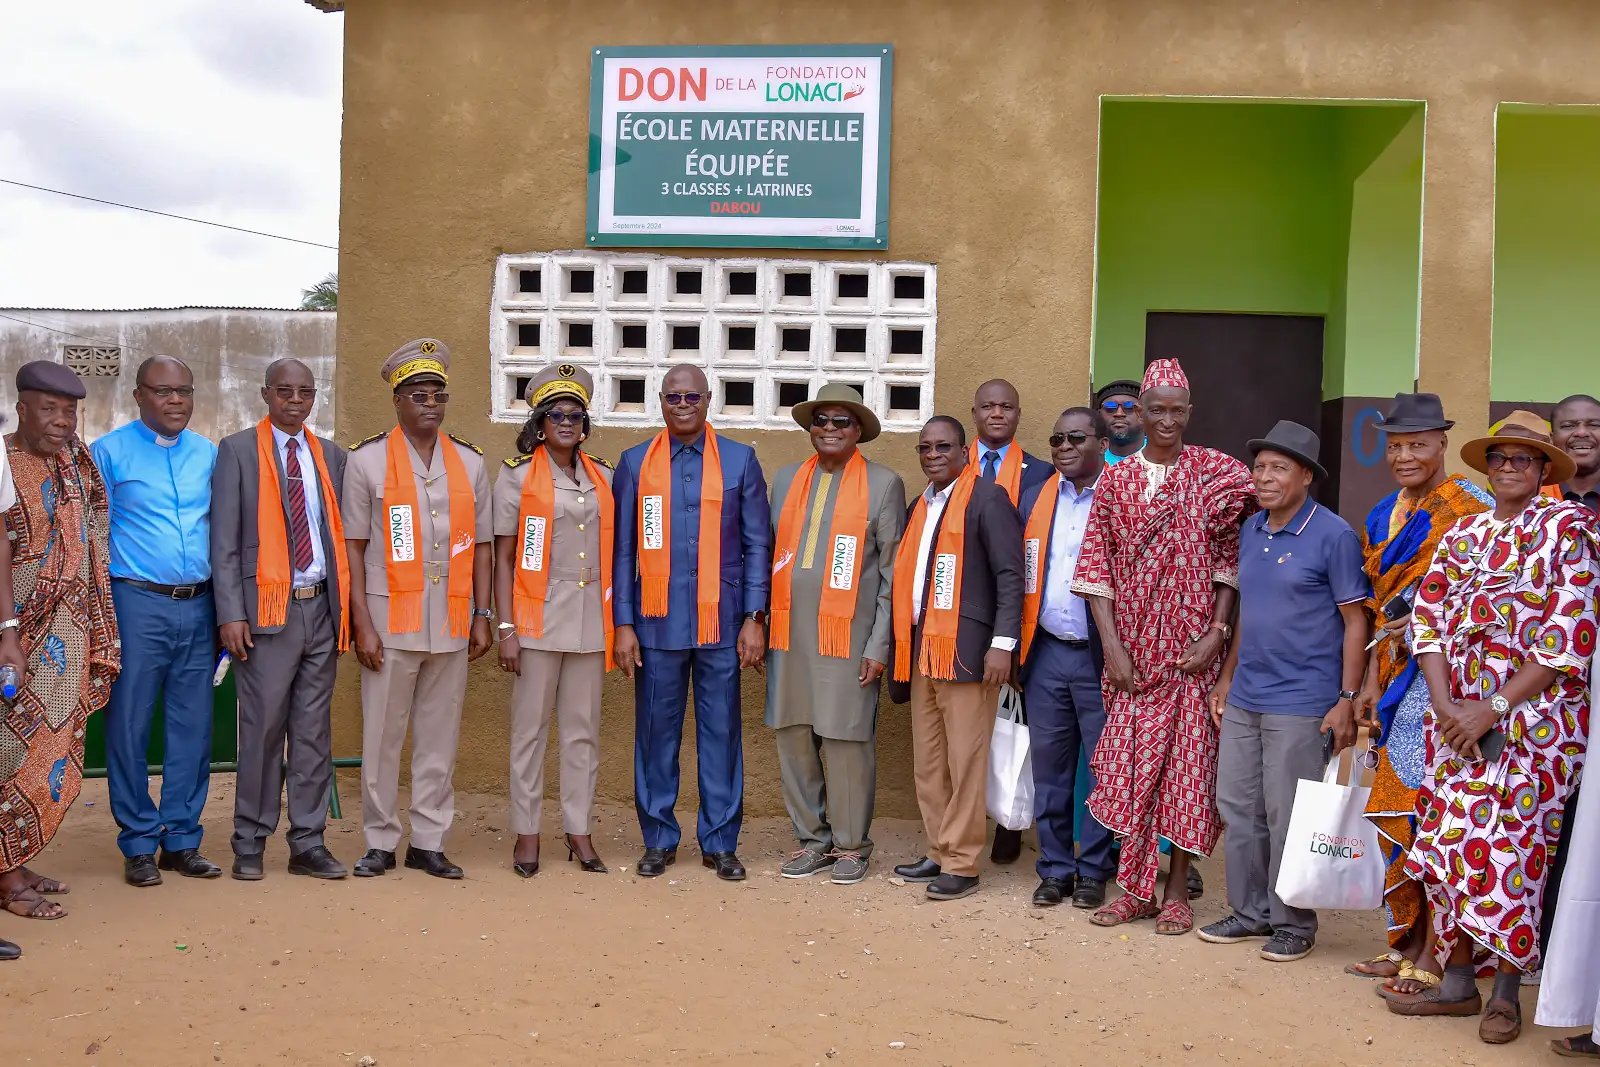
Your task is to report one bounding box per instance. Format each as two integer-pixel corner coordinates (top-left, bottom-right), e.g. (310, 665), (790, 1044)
(1275, 740), (1385, 911)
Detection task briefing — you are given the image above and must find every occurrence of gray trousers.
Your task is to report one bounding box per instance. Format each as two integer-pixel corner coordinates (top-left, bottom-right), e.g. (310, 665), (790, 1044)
(1216, 703), (1327, 941)
(232, 593), (338, 857)
(775, 724), (876, 858)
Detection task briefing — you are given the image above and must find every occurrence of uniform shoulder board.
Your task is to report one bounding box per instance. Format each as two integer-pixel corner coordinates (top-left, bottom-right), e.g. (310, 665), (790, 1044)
(588, 455), (614, 470)
(504, 453), (533, 469)
(349, 430), (389, 450)
(448, 433), (484, 455)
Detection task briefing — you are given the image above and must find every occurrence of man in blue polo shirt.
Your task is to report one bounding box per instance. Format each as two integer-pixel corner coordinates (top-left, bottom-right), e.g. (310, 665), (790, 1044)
(92, 355), (222, 887)
(1198, 420), (1369, 963)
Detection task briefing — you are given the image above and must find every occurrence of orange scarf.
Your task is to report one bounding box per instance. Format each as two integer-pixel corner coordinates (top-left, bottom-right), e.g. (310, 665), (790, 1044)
(892, 469), (977, 681)
(253, 420), (350, 651)
(638, 425), (723, 644)
(1019, 473), (1061, 664)
(969, 440), (1024, 505)
(513, 447), (616, 670)
(383, 430), (475, 637)
(771, 452), (871, 659)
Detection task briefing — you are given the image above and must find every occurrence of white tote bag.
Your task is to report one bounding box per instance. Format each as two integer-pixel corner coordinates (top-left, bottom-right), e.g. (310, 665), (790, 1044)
(1274, 741), (1385, 911)
(986, 684), (1034, 831)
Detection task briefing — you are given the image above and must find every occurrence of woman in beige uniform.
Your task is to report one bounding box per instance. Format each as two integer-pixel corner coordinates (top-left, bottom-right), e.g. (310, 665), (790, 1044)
(492, 364), (615, 877)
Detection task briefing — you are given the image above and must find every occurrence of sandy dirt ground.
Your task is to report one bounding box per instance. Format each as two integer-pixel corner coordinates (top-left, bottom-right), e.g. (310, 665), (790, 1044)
(0, 775), (1571, 1066)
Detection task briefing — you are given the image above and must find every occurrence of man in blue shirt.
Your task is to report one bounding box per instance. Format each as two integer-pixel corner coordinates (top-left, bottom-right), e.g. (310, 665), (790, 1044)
(1200, 420), (1370, 962)
(91, 355), (221, 887)
(1095, 380), (1144, 466)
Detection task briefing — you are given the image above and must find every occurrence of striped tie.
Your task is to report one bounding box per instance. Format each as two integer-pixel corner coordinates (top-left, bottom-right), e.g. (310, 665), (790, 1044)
(286, 438), (314, 572)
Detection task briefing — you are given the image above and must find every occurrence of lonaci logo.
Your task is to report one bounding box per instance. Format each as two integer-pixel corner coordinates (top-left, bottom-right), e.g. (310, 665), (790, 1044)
(1307, 831), (1366, 861)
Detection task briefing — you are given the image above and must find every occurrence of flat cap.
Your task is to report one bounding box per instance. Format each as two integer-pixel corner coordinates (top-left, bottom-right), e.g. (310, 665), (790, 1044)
(525, 363), (594, 409)
(16, 360), (86, 399)
(381, 338), (451, 387)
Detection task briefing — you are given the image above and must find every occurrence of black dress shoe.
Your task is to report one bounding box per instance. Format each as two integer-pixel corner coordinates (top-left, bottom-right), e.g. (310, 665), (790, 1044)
(0, 937), (19, 961)
(404, 847), (464, 879)
(124, 854), (163, 887)
(636, 847), (677, 878)
(1072, 878), (1107, 909)
(157, 849), (221, 879)
(892, 856), (941, 882)
(231, 854), (265, 881)
(991, 826), (1024, 865)
(702, 851), (746, 881)
(288, 846), (348, 880)
(1032, 876), (1072, 907)
(353, 849), (395, 878)
(927, 873), (980, 900)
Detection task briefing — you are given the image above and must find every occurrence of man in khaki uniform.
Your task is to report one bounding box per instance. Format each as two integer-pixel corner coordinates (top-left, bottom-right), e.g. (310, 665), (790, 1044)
(342, 339), (493, 880)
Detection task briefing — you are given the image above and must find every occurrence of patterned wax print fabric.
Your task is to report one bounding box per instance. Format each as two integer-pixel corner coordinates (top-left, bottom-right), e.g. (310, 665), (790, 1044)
(1071, 446), (1256, 901)
(1405, 500), (1598, 970)
(1360, 476), (1491, 947)
(0, 435), (120, 873)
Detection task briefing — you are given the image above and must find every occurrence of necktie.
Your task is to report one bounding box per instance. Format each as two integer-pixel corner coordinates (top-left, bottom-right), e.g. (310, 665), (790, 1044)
(982, 450), (1000, 481)
(285, 439), (315, 572)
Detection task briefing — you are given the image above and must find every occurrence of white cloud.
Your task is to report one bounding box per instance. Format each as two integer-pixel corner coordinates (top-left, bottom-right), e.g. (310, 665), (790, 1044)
(0, 0), (342, 309)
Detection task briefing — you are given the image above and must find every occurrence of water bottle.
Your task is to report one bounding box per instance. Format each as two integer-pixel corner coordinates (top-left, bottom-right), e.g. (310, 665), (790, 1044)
(0, 664), (18, 702)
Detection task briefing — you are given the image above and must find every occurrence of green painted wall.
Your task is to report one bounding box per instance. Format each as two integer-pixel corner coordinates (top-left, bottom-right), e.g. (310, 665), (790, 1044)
(1093, 100), (1423, 400)
(1491, 108), (1600, 402)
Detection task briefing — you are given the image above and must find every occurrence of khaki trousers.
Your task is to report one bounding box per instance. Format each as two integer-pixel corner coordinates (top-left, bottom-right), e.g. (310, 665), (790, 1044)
(774, 724), (876, 858)
(360, 647), (468, 852)
(910, 674), (995, 877)
(509, 648), (604, 835)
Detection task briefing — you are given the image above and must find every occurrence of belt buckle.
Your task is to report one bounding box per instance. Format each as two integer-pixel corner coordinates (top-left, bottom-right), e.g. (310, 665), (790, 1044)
(171, 584), (196, 600)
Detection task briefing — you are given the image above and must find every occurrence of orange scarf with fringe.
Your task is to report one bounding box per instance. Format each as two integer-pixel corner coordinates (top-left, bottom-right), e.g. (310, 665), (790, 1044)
(253, 420), (350, 651)
(892, 470), (976, 681)
(512, 447), (616, 670)
(637, 426), (723, 644)
(770, 451), (870, 658)
(383, 430), (474, 636)
(1019, 472), (1061, 664)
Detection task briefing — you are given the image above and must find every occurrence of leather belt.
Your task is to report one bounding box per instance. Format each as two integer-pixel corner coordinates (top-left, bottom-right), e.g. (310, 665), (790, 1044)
(292, 580), (328, 601)
(117, 578), (212, 601)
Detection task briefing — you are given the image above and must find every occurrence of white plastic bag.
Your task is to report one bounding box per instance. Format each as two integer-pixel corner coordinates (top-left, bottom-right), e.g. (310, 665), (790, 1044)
(986, 684), (1034, 831)
(1274, 743), (1384, 911)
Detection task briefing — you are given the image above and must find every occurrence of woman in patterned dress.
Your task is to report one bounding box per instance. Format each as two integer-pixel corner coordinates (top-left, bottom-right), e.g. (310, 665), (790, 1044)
(1387, 418), (1598, 1045)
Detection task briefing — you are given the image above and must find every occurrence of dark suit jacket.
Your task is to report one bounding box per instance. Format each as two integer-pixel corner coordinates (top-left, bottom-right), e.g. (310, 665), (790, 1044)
(1017, 448), (1054, 498)
(889, 476), (1025, 699)
(1017, 476), (1103, 687)
(211, 426), (347, 634)
(612, 430), (771, 651)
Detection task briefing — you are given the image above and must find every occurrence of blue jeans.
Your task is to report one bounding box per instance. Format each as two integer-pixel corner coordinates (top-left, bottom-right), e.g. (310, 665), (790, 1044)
(633, 645), (744, 853)
(105, 582), (216, 857)
(1024, 632), (1114, 881)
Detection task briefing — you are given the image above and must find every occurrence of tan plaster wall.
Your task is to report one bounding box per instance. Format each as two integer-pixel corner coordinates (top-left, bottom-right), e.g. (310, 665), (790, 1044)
(331, 0), (1600, 819)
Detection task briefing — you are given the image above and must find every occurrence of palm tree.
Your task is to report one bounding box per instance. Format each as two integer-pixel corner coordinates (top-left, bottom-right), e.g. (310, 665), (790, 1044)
(300, 272), (337, 311)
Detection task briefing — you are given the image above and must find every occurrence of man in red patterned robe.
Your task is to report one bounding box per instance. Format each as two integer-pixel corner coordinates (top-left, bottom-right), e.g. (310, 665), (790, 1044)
(1071, 358), (1255, 934)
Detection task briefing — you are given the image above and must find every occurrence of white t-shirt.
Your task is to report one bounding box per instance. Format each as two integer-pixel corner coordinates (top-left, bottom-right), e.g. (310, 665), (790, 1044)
(0, 447), (15, 512)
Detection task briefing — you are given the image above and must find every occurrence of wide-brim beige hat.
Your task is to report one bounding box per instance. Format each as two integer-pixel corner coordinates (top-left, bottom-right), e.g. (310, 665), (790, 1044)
(1460, 410), (1575, 485)
(791, 383), (881, 443)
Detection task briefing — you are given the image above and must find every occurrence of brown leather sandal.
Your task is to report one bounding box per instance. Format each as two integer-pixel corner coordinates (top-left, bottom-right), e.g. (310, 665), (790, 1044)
(1479, 999), (1521, 1044)
(1, 884), (66, 920)
(1385, 985), (1481, 1017)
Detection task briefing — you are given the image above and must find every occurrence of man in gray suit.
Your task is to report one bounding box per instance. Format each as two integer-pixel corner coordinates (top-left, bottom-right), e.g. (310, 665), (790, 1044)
(211, 358), (349, 880)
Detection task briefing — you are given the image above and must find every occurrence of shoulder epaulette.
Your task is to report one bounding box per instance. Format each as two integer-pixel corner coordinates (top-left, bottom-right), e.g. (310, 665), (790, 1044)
(349, 430), (388, 450)
(589, 455), (614, 470)
(449, 433), (484, 455)
(504, 453), (533, 469)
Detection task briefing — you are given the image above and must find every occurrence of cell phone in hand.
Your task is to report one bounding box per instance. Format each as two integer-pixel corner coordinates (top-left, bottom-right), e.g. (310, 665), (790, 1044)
(1380, 592), (1413, 622)
(1321, 727), (1335, 767)
(1477, 729), (1507, 763)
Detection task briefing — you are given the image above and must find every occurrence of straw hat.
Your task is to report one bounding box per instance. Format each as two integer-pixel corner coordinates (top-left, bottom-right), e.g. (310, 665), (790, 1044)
(1459, 410), (1575, 485)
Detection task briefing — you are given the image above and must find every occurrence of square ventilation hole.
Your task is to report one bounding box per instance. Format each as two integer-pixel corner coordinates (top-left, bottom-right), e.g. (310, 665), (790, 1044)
(835, 271), (870, 306)
(563, 320), (594, 355)
(620, 323), (648, 354)
(727, 270), (758, 297)
(725, 324), (757, 354)
(610, 265), (651, 304)
(888, 383), (923, 416)
(890, 271), (928, 309)
(614, 376), (647, 413)
(721, 378), (755, 414)
(671, 268), (704, 298)
(776, 380), (811, 412)
(516, 322), (541, 350)
(561, 266), (596, 302)
(780, 325), (812, 357)
(518, 268), (541, 296)
(888, 327), (924, 360)
(671, 324), (701, 351)
(513, 374), (534, 403)
(834, 326), (867, 354)
(781, 270), (812, 299)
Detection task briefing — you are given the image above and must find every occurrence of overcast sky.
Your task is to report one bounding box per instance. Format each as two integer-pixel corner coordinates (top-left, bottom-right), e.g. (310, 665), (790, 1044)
(0, 0), (342, 310)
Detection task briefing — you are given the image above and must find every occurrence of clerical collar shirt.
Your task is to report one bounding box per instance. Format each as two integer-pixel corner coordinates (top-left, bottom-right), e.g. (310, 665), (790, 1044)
(1037, 476), (1096, 641)
(273, 425), (328, 587)
(91, 420), (217, 585)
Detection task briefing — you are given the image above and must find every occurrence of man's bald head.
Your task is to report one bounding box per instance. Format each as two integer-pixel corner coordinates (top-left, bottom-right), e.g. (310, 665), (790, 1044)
(660, 363), (710, 441)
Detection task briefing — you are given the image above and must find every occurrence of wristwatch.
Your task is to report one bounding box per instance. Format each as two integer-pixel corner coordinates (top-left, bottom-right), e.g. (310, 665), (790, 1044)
(1490, 694), (1511, 716)
(1208, 621), (1233, 642)
(744, 610), (767, 626)
(0, 618), (18, 632)
(1338, 689), (1359, 702)
(471, 608), (494, 620)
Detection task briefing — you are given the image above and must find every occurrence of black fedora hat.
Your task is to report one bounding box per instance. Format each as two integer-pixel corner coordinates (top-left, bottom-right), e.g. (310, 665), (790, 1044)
(1375, 392), (1454, 433)
(1247, 420), (1327, 480)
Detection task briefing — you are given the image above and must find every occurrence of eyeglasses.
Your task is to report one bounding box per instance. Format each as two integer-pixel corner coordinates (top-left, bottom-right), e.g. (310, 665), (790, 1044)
(663, 392), (705, 407)
(810, 414), (857, 430)
(1101, 399), (1138, 413)
(402, 391), (450, 406)
(1049, 431), (1091, 448)
(915, 441), (958, 456)
(145, 386), (195, 399)
(544, 410), (585, 426)
(1484, 450), (1541, 472)
(271, 386), (317, 401)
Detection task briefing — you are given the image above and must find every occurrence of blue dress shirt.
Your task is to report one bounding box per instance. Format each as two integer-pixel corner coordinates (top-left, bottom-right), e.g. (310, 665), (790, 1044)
(977, 440), (1012, 480)
(92, 420), (217, 584)
(1037, 475), (1096, 641)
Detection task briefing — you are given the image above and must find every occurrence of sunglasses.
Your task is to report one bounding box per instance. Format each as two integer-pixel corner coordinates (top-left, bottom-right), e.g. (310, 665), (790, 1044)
(810, 413), (857, 430)
(401, 390), (450, 406)
(1101, 399), (1138, 413)
(915, 441), (958, 456)
(663, 392), (705, 407)
(544, 410), (586, 426)
(271, 386), (317, 401)
(1485, 450), (1542, 472)
(1049, 431), (1091, 448)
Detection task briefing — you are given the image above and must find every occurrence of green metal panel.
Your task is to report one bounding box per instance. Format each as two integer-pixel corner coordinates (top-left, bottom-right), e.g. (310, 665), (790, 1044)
(82, 672), (238, 776)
